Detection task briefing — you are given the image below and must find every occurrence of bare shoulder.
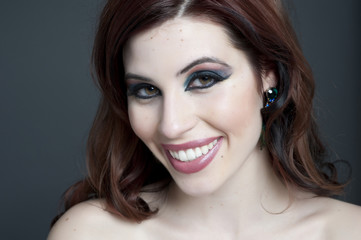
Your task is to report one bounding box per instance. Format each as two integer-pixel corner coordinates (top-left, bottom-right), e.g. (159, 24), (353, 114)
(304, 197), (361, 240)
(47, 199), (140, 240)
(322, 198), (361, 240)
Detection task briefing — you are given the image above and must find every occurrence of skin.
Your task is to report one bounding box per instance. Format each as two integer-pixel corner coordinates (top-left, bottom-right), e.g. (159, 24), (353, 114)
(48, 17), (361, 240)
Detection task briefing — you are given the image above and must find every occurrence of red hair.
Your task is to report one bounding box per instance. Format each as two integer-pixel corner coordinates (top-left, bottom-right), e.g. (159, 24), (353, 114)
(52, 0), (345, 225)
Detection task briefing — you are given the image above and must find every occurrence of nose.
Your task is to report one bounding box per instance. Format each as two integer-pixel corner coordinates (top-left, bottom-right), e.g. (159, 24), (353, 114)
(158, 92), (196, 139)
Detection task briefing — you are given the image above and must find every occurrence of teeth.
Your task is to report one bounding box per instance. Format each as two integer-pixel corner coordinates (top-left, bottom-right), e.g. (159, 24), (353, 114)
(186, 149), (196, 160)
(195, 147), (202, 158)
(179, 150), (187, 161)
(201, 145), (209, 154)
(168, 139), (218, 162)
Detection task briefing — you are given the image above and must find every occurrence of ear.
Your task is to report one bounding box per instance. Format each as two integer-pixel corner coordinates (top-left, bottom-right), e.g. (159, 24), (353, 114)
(262, 70), (277, 91)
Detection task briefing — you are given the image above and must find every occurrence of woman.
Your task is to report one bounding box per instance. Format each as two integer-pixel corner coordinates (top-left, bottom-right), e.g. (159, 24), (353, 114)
(48, 0), (361, 239)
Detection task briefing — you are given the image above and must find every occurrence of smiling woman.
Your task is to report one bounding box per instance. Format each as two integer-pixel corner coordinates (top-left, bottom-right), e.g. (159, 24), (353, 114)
(124, 19), (267, 195)
(48, 0), (361, 239)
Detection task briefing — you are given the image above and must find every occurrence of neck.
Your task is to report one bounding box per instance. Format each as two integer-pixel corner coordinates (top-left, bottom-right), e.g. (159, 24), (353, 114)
(157, 149), (291, 231)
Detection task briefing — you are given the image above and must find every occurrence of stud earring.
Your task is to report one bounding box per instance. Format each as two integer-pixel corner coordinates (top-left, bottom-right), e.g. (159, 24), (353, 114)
(265, 87), (278, 107)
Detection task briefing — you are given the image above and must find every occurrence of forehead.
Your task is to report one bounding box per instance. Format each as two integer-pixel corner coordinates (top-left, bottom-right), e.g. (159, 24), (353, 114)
(123, 17), (237, 73)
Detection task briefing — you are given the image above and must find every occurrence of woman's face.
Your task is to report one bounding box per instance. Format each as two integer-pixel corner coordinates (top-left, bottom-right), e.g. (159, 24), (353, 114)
(123, 17), (273, 196)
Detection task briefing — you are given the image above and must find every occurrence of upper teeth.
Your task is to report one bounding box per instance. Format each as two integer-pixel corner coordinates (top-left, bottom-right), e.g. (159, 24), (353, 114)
(169, 139), (218, 162)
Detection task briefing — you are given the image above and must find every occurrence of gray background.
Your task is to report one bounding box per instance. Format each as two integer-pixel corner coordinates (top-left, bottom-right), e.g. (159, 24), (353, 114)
(0, 0), (360, 239)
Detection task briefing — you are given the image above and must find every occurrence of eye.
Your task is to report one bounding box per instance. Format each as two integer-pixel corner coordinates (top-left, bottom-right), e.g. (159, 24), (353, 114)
(185, 71), (230, 91)
(127, 83), (161, 99)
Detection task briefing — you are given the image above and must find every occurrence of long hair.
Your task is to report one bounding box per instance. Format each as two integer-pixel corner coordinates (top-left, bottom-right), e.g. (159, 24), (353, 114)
(52, 0), (345, 225)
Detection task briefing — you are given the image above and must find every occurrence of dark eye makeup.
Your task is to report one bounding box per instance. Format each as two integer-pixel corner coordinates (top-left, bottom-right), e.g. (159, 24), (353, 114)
(126, 68), (232, 100)
(127, 83), (161, 99)
(184, 70), (231, 91)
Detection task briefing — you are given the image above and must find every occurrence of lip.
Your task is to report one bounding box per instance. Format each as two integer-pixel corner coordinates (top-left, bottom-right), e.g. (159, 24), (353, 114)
(162, 136), (219, 151)
(162, 137), (223, 174)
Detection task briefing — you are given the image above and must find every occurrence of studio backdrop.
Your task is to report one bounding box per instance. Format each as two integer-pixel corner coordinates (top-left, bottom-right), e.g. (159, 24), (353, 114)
(0, 0), (360, 239)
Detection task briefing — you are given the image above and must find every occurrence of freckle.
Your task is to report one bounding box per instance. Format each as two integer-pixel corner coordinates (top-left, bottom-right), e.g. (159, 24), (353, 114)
(73, 228), (77, 232)
(221, 155), (223, 158)
(181, 38), (184, 42)
(179, 29), (182, 32)
(65, 218), (69, 221)
(150, 37), (153, 39)
(166, 38), (169, 40)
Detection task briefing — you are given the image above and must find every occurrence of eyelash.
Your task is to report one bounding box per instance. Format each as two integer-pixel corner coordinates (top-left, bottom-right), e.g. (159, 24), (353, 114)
(184, 70), (229, 91)
(127, 70), (230, 99)
(127, 83), (161, 99)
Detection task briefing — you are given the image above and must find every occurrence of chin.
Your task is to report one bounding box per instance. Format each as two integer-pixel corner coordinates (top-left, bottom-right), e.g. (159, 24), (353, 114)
(171, 173), (225, 198)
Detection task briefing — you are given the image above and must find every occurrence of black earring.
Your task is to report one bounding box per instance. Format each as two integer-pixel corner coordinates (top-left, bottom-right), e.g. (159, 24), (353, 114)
(265, 88), (278, 107)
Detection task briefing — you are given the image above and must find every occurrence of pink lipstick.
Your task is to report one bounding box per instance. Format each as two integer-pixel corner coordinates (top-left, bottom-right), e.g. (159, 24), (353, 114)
(162, 137), (223, 174)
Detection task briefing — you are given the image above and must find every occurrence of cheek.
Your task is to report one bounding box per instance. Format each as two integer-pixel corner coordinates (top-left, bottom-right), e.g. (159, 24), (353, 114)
(203, 81), (263, 137)
(128, 103), (156, 141)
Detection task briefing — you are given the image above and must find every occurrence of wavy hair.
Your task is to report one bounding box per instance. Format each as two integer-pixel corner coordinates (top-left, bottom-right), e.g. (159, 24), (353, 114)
(52, 0), (345, 225)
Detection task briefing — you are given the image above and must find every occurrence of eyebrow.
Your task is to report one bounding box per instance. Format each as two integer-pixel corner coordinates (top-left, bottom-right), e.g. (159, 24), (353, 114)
(177, 57), (231, 75)
(124, 56), (231, 82)
(124, 73), (153, 83)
